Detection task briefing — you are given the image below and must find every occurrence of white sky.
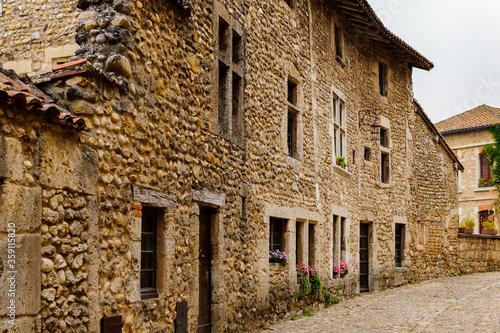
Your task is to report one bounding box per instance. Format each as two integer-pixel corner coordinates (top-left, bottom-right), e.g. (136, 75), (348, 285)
(368, 0), (500, 123)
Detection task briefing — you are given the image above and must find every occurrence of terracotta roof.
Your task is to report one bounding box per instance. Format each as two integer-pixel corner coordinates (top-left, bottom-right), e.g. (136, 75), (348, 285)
(413, 99), (463, 171)
(0, 67), (87, 130)
(435, 105), (500, 134)
(330, 0), (433, 70)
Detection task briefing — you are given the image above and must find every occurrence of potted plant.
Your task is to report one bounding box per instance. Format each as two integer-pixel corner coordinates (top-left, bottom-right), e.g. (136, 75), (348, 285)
(269, 249), (288, 266)
(340, 261), (348, 278)
(311, 274), (322, 293)
(481, 219), (498, 235)
(308, 265), (318, 282)
(296, 263), (308, 284)
(458, 217), (475, 234)
(332, 263), (340, 279)
(336, 157), (348, 169)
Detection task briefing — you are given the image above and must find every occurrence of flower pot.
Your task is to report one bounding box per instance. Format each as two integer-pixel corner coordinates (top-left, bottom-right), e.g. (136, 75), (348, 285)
(336, 160), (340, 166)
(297, 277), (301, 284)
(464, 228), (473, 234)
(483, 229), (497, 235)
(340, 274), (345, 279)
(333, 273), (338, 279)
(458, 227), (465, 233)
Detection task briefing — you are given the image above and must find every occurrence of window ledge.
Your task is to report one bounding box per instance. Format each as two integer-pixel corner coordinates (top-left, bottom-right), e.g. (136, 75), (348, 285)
(474, 186), (495, 192)
(269, 262), (287, 271)
(333, 164), (351, 178)
(335, 55), (346, 67)
(459, 233), (500, 240)
(395, 266), (407, 274)
(378, 182), (392, 189)
(380, 146), (390, 153)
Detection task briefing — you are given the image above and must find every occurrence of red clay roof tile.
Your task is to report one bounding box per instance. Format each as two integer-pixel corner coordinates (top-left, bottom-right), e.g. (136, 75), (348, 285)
(0, 68), (87, 130)
(435, 105), (500, 134)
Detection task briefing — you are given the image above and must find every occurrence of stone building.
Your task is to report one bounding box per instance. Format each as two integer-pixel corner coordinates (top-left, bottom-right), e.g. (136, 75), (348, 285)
(1, 0), (495, 332)
(436, 105), (500, 235)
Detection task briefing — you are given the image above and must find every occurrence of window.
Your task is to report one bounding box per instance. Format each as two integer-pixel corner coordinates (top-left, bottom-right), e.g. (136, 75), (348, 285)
(364, 147), (371, 161)
(308, 223), (316, 266)
(479, 153), (492, 187)
(333, 215), (347, 265)
(287, 79), (299, 158)
(216, 13), (245, 140)
(334, 25), (343, 59)
(283, 0), (295, 8)
(141, 207), (158, 299)
(270, 218), (286, 252)
(381, 152), (390, 184)
(333, 94), (346, 160)
(380, 128), (389, 148)
(479, 210), (494, 234)
(395, 224), (404, 267)
(352, 149), (356, 165)
(296, 221), (305, 264)
(379, 63), (388, 96)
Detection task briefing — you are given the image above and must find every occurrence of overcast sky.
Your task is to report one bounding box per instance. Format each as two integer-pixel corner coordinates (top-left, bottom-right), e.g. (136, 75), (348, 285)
(368, 0), (500, 123)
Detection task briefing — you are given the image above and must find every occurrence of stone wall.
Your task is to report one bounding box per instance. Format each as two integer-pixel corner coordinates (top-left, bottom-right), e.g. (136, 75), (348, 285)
(0, 0), (80, 74)
(0, 101), (98, 332)
(458, 234), (500, 273)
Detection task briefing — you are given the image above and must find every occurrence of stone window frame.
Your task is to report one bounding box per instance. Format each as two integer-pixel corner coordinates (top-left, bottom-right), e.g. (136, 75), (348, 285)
(282, 0), (297, 10)
(331, 204), (348, 279)
(378, 62), (388, 97)
(332, 89), (346, 161)
(393, 216), (408, 272)
(394, 223), (404, 267)
(131, 185), (177, 302)
(378, 116), (391, 187)
(213, 1), (246, 146)
(283, 69), (304, 160)
(140, 206), (159, 299)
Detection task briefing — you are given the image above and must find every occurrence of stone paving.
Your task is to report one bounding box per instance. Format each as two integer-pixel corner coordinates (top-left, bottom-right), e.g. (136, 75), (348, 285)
(261, 272), (500, 332)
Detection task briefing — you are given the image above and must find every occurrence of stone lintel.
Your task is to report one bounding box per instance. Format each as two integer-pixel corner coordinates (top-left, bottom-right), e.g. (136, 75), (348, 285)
(132, 185), (176, 208)
(192, 189), (226, 208)
(393, 216), (408, 224)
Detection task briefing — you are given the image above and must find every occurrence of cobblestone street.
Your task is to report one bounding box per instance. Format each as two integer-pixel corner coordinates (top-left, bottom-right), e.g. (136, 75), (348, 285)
(262, 272), (500, 332)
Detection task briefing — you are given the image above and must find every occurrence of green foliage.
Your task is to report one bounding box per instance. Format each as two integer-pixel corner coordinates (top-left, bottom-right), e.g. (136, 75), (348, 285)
(299, 275), (310, 294)
(303, 309), (314, 317)
(311, 275), (322, 293)
(332, 296), (340, 304)
(483, 123), (500, 190)
(482, 219), (498, 230)
(459, 217), (475, 229)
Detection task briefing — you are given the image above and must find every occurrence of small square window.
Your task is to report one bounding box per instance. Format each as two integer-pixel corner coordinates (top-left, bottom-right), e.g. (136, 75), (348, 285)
(218, 17), (230, 54)
(364, 148), (371, 161)
(141, 207), (158, 299)
(270, 218), (286, 252)
(381, 152), (390, 184)
(334, 25), (343, 59)
(379, 63), (388, 96)
(380, 128), (389, 148)
(287, 80), (297, 106)
(395, 224), (404, 267)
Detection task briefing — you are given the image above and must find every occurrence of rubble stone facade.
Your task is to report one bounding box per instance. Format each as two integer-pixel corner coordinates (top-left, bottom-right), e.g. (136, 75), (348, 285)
(1, 0), (499, 332)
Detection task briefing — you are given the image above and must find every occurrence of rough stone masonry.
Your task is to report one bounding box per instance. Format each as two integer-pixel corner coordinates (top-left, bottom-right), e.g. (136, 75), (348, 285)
(0, 0), (498, 332)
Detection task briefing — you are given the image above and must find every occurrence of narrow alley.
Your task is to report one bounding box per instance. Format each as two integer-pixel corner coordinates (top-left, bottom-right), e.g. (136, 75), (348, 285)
(262, 272), (500, 332)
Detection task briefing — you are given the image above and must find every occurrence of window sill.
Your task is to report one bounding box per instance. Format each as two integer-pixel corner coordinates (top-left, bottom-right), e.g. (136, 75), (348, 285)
(333, 164), (351, 178)
(269, 262), (287, 271)
(395, 266), (407, 274)
(378, 182), (392, 189)
(458, 233), (500, 240)
(335, 55), (346, 68)
(380, 146), (390, 154)
(474, 186), (495, 192)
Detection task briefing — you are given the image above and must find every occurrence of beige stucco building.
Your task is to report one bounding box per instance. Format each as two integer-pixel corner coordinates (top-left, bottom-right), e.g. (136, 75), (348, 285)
(436, 105), (500, 235)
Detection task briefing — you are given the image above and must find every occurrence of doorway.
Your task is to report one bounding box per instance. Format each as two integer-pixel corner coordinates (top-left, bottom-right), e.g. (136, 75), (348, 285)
(198, 206), (213, 333)
(359, 223), (370, 292)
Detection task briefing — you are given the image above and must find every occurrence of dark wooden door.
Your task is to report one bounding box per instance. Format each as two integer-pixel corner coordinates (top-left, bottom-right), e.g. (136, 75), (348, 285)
(198, 207), (212, 333)
(359, 223), (369, 292)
